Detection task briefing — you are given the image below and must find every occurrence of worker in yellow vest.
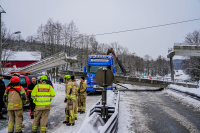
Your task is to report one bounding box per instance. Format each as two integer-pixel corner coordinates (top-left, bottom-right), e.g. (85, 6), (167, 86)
(63, 75), (76, 126)
(31, 75), (55, 133)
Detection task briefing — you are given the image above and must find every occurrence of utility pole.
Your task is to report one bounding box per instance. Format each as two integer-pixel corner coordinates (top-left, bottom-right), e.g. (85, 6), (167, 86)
(0, 6), (6, 74)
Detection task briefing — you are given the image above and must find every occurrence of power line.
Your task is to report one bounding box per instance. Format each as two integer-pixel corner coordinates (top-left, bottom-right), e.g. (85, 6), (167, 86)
(92, 18), (200, 36)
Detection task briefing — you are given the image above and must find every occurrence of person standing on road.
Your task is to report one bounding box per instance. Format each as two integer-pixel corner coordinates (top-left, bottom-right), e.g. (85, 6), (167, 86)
(27, 77), (37, 119)
(71, 75), (79, 120)
(0, 74), (6, 120)
(63, 75), (76, 126)
(31, 75), (55, 133)
(78, 77), (87, 114)
(3, 76), (27, 133)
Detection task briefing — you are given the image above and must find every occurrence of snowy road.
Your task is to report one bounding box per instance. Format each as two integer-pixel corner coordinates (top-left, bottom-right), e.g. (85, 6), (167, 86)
(0, 83), (101, 133)
(118, 85), (200, 133)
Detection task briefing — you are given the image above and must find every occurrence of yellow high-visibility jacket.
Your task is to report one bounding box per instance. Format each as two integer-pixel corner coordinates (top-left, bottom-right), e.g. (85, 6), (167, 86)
(31, 83), (55, 110)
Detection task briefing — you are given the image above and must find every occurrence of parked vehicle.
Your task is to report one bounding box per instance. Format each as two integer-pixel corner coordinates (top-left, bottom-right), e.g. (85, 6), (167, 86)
(3, 72), (53, 100)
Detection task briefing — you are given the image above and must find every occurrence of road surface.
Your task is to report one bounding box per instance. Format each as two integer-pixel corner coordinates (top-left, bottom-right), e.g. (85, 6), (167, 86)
(118, 86), (200, 133)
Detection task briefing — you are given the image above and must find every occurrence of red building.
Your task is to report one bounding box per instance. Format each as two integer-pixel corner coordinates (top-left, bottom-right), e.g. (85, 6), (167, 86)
(1, 51), (41, 73)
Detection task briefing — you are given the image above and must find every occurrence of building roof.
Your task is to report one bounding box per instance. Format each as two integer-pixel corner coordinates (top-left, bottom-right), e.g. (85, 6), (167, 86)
(2, 51), (41, 61)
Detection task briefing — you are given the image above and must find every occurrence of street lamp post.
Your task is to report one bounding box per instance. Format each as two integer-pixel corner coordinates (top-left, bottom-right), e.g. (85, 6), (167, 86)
(0, 30), (21, 74)
(0, 5), (6, 74)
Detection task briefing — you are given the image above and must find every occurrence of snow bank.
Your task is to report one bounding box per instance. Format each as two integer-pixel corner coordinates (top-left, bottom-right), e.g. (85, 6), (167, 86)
(78, 112), (105, 133)
(168, 84), (200, 96)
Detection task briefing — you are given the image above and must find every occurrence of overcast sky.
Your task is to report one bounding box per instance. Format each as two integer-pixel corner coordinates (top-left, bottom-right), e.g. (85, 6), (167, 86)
(1, 0), (200, 59)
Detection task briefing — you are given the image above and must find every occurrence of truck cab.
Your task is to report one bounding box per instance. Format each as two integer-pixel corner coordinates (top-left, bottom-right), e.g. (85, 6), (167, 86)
(84, 55), (115, 91)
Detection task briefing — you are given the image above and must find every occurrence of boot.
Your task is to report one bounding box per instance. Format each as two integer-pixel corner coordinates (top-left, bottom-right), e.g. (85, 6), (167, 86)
(32, 132), (37, 133)
(75, 118), (77, 120)
(21, 125), (25, 128)
(8, 132), (13, 133)
(66, 122), (75, 126)
(63, 121), (69, 124)
(15, 131), (22, 133)
(0, 113), (6, 120)
(31, 115), (34, 119)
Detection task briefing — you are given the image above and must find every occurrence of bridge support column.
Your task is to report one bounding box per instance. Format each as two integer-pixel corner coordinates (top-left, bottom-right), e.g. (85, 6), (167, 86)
(170, 57), (174, 81)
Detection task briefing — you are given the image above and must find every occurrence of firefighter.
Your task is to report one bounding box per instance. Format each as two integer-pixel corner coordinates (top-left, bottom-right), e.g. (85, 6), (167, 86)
(31, 75), (55, 133)
(27, 77), (37, 119)
(0, 74), (6, 120)
(71, 75), (79, 120)
(63, 75), (76, 126)
(3, 76), (27, 133)
(78, 77), (87, 114)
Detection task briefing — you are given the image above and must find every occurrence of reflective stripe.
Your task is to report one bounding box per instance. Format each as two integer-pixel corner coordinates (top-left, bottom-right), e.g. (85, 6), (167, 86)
(82, 106), (86, 109)
(31, 95), (35, 98)
(69, 117), (71, 123)
(40, 126), (47, 131)
(15, 125), (21, 130)
(76, 87), (79, 90)
(67, 86), (72, 88)
(32, 125), (38, 130)
(66, 115), (69, 117)
(35, 100), (51, 102)
(70, 110), (74, 119)
(78, 107), (82, 109)
(8, 124), (14, 129)
(36, 95), (50, 97)
(74, 114), (78, 118)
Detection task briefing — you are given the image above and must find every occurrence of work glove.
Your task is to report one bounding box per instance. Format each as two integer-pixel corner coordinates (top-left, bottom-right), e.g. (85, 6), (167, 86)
(64, 98), (67, 103)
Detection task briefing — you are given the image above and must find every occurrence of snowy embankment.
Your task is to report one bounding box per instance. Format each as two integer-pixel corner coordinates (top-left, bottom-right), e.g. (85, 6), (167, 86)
(167, 84), (200, 97)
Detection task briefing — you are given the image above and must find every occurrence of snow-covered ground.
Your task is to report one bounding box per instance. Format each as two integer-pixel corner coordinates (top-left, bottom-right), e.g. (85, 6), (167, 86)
(167, 70), (190, 80)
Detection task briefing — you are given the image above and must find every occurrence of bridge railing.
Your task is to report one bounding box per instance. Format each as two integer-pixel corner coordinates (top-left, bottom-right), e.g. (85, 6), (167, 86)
(174, 43), (200, 46)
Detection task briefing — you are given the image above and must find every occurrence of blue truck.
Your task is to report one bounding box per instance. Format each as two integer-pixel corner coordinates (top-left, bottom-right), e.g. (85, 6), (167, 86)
(84, 48), (127, 92)
(84, 55), (116, 91)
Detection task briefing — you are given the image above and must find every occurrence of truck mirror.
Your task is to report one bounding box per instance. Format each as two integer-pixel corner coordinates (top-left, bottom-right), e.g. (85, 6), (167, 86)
(113, 66), (116, 73)
(84, 66), (87, 73)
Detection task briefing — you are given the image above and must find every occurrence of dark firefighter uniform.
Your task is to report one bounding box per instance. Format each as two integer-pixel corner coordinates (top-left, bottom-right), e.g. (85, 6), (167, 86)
(64, 75), (76, 126)
(3, 76), (27, 133)
(71, 76), (79, 120)
(78, 77), (87, 113)
(31, 75), (55, 133)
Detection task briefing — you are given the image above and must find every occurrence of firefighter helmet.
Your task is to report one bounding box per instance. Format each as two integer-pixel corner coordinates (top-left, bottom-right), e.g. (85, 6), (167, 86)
(64, 75), (71, 79)
(11, 76), (20, 83)
(40, 75), (47, 81)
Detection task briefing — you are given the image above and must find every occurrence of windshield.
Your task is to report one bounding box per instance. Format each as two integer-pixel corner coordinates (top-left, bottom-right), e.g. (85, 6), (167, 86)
(88, 65), (111, 73)
(20, 77), (27, 88)
(3, 77), (11, 87)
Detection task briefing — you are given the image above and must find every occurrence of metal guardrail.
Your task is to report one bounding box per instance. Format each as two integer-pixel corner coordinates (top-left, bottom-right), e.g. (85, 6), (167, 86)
(80, 91), (119, 133)
(114, 73), (199, 85)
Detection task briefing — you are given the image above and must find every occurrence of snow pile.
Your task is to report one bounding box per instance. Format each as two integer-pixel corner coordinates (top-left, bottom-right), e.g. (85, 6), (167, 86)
(168, 84), (200, 96)
(78, 112), (105, 133)
(107, 90), (115, 106)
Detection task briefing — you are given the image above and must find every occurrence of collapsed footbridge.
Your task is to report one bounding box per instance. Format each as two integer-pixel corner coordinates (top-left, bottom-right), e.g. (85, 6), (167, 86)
(19, 52), (78, 74)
